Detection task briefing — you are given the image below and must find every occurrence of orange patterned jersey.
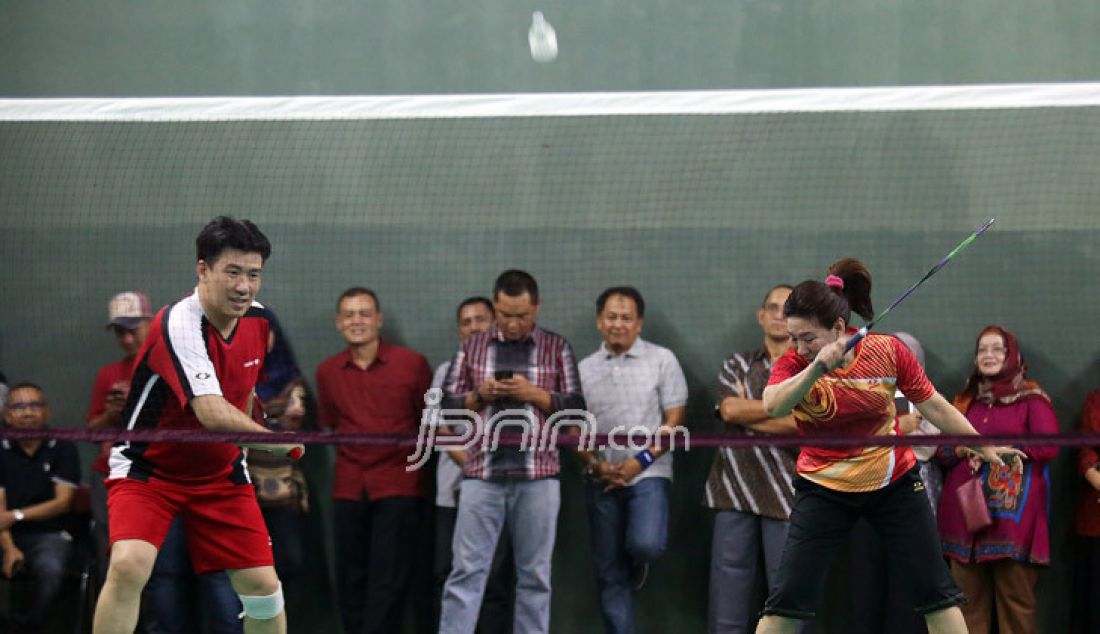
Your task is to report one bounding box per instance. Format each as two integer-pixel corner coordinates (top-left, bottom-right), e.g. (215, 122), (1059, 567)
(768, 333), (935, 492)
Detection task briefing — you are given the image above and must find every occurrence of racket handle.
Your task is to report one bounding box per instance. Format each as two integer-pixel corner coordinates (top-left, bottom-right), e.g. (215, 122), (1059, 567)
(287, 446), (304, 461)
(843, 327), (869, 353)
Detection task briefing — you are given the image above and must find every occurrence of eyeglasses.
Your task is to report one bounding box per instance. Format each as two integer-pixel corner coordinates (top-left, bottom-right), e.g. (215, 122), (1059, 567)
(7, 401), (46, 411)
(762, 303), (784, 315)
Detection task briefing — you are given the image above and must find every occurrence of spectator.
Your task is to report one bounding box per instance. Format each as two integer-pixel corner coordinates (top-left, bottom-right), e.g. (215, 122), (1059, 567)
(1073, 386), (1100, 633)
(87, 291), (152, 582)
(438, 269), (585, 634)
(0, 382), (81, 634)
(937, 325), (1058, 634)
(578, 286), (687, 634)
(893, 332), (943, 514)
(432, 296), (514, 633)
(250, 311), (313, 586)
(705, 284), (799, 634)
(316, 287), (432, 634)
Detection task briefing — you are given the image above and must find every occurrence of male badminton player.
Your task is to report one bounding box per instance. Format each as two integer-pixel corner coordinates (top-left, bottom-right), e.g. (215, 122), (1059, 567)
(754, 258), (1023, 634)
(93, 217), (303, 634)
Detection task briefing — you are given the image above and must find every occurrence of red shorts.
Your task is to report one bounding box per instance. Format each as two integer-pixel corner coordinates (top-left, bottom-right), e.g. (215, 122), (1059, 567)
(106, 477), (273, 574)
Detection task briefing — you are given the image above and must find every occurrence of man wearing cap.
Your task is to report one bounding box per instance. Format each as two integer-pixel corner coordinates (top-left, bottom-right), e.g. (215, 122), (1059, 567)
(87, 292), (153, 581)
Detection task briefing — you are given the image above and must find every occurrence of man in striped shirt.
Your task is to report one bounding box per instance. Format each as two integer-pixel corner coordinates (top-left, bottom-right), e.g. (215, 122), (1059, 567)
(438, 270), (585, 634)
(705, 284), (800, 634)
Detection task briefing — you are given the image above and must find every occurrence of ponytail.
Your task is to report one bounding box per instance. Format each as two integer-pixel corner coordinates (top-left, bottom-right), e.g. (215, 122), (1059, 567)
(784, 257), (874, 328)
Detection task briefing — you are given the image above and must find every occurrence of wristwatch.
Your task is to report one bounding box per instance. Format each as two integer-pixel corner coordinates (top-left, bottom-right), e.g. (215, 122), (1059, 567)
(11, 509), (24, 522)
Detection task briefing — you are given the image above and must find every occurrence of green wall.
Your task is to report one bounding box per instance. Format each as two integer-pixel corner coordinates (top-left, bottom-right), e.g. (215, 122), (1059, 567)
(2, 1), (1100, 96)
(2, 107), (1100, 631)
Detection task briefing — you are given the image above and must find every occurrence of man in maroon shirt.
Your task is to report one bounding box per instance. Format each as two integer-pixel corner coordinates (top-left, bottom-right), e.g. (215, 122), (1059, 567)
(87, 291), (153, 581)
(315, 287), (432, 634)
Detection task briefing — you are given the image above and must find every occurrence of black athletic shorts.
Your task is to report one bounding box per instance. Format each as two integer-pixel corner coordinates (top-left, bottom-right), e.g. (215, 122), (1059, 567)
(762, 466), (964, 620)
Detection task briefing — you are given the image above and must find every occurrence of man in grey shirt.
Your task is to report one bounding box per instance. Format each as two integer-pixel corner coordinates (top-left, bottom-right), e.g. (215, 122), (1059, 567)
(578, 286), (688, 634)
(705, 284), (799, 634)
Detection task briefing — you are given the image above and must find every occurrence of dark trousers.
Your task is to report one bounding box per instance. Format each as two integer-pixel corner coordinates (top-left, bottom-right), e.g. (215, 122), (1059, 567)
(1073, 535), (1100, 634)
(8, 530), (73, 631)
(334, 496), (423, 634)
(147, 517), (242, 634)
(262, 507), (306, 582)
(816, 518), (928, 633)
(433, 506), (515, 634)
(765, 469), (962, 620)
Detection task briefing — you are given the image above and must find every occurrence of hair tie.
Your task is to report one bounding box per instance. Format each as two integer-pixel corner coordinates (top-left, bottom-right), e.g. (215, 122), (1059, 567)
(825, 274), (845, 290)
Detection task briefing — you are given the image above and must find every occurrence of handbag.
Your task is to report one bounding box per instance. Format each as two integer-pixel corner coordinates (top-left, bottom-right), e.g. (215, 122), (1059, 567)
(955, 466), (992, 533)
(248, 454), (309, 512)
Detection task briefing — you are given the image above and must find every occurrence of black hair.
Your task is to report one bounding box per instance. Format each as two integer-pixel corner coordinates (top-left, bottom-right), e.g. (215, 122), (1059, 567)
(493, 270), (539, 304)
(784, 258), (874, 328)
(336, 287), (380, 313)
(6, 381), (45, 404)
(195, 216), (272, 264)
(456, 296), (494, 323)
(596, 286), (646, 318)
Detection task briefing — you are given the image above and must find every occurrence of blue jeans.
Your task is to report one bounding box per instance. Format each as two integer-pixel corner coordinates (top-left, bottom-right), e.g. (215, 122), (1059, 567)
(433, 506), (514, 633)
(9, 530), (73, 630)
(440, 478), (560, 634)
(708, 510), (790, 634)
(148, 517), (242, 634)
(584, 477), (670, 634)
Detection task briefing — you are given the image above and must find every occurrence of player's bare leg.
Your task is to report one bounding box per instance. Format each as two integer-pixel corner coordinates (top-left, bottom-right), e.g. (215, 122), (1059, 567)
(93, 539), (158, 634)
(755, 615), (800, 634)
(924, 606), (968, 634)
(229, 565), (287, 634)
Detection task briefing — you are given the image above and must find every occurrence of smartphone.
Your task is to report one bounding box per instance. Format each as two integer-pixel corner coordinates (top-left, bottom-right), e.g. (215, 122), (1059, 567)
(494, 369), (514, 380)
(894, 395), (911, 415)
(894, 389), (912, 415)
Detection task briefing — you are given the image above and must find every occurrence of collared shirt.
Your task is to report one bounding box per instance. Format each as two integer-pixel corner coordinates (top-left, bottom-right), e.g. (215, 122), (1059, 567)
(442, 325), (584, 481)
(431, 362), (463, 508)
(316, 340), (432, 501)
(0, 438), (80, 535)
(578, 338), (688, 484)
(703, 344), (799, 519)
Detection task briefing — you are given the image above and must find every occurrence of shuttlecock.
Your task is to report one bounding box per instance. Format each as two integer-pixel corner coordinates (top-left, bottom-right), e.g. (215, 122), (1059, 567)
(528, 11), (558, 63)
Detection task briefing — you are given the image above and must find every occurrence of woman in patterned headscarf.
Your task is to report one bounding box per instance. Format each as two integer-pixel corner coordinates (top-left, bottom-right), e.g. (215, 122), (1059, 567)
(938, 325), (1058, 634)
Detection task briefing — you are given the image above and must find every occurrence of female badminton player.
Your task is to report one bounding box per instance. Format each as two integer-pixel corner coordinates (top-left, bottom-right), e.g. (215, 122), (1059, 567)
(754, 257), (1024, 634)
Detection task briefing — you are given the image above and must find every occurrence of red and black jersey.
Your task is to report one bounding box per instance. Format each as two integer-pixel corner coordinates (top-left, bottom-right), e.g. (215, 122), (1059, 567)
(768, 333), (935, 493)
(108, 291), (269, 485)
